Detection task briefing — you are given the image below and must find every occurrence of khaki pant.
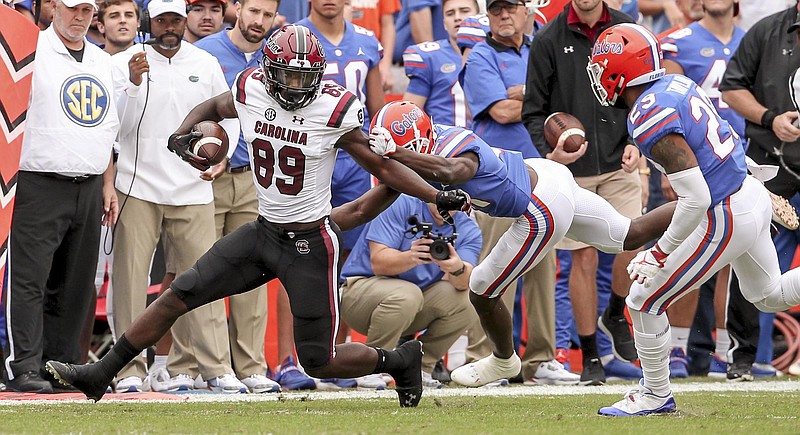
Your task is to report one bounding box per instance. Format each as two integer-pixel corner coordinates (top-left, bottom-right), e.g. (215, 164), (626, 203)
(111, 192), (233, 380)
(212, 171), (267, 378)
(341, 276), (476, 373)
(466, 212), (556, 379)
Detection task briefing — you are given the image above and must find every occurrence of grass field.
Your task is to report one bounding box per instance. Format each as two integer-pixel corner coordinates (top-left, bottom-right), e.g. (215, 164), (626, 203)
(0, 380), (797, 434)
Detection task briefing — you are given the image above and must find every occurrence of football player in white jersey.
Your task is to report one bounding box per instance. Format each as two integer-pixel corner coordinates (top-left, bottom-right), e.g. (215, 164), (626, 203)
(46, 25), (469, 408)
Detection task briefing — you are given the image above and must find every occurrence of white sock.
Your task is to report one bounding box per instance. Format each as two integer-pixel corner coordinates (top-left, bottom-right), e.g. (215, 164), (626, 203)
(669, 326), (689, 352)
(490, 352), (521, 367)
(715, 328), (730, 361)
(151, 355), (168, 370)
(599, 354), (614, 366)
(630, 308), (671, 396)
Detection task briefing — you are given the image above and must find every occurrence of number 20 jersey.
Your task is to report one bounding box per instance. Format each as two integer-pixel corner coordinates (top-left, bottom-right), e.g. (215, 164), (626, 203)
(232, 69), (365, 224)
(628, 74), (746, 206)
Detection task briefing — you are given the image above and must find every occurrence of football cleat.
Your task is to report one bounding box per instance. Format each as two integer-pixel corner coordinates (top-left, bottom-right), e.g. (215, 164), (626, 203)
(45, 360), (113, 402)
(388, 340), (424, 407)
(451, 353), (522, 387)
(769, 192), (799, 230)
(598, 380), (676, 416)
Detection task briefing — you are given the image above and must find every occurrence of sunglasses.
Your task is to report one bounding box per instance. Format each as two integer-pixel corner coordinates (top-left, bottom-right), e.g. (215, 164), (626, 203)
(487, 2), (521, 15)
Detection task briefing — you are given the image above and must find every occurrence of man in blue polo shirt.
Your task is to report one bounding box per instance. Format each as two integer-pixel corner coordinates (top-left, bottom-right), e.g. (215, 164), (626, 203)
(193, 0), (281, 395)
(463, 0), (540, 158)
(339, 195), (482, 389)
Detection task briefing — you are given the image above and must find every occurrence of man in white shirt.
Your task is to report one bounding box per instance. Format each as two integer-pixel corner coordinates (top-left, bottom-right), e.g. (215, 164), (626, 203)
(109, 0), (245, 394)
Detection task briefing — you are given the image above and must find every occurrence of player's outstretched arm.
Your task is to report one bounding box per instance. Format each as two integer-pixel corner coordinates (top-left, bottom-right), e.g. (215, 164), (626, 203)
(173, 92), (238, 135)
(390, 147), (478, 185)
(338, 128), (441, 204)
(331, 184), (400, 231)
(368, 126), (478, 184)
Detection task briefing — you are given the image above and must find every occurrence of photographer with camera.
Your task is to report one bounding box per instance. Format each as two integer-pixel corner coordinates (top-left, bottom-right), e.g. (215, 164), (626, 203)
(340, 194), (482, 389)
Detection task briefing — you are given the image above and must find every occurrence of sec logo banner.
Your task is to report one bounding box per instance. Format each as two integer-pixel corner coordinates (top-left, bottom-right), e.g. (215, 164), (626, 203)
(61, 75), (110, 127)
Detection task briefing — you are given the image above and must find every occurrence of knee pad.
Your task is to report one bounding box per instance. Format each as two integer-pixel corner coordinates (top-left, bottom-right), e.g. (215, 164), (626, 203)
(629, 307), (670, 337)
(296, 342), (331, 372)
(752, 296), (783, 313)
(170, 268), (201, 308)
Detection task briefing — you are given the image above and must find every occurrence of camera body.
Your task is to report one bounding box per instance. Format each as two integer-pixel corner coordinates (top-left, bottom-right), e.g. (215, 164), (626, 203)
(407, 215), (458, 261)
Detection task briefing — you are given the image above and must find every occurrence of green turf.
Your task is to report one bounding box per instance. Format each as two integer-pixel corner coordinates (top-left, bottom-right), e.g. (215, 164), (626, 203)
(1, 391), (797, 434)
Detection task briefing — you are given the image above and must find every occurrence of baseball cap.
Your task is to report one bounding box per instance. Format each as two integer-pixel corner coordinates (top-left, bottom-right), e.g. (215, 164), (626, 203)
(486, 0), (525, 8)
(148, 0), (188, 18)
(61, 0), (97, 9)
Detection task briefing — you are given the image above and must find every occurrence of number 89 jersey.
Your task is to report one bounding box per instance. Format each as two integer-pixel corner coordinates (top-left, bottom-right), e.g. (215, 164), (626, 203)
(628, 74), (747, 207)
(232, 70), (365, 224)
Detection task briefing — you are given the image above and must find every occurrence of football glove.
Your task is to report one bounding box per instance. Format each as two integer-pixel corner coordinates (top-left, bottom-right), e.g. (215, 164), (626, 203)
(167, 130), (210, 171)
(436, 189), (471, 225)
(627, 244), (668, 287)
(369, 126), (397, 157)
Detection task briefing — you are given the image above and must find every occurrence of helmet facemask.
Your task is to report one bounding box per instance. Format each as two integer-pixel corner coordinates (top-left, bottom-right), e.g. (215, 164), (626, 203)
(263, 58), (324, 111)
(261, 25), (327, 112)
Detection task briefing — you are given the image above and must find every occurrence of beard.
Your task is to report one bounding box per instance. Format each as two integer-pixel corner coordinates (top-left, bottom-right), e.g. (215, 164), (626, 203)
(54, 17), (89, 42)
(239, 20), (266, 43)
(156, 32), (181, 50)
(704, 5), (733, 18)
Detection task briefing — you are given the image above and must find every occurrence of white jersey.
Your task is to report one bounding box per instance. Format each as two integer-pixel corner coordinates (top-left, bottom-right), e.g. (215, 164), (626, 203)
(232, 72), (365, 223)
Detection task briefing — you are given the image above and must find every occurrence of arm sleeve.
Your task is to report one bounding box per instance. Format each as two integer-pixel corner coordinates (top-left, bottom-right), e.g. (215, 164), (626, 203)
(522, 35), (555, 157)
(656, 166), (712, 254)
(463, 48), (506, 121)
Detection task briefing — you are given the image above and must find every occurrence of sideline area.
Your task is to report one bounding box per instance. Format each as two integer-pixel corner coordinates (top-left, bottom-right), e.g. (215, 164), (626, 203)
(0, 379), (797, 404)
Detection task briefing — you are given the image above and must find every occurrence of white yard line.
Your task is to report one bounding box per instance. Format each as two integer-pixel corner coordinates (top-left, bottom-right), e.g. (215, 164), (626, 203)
(0, 380), (797, 405)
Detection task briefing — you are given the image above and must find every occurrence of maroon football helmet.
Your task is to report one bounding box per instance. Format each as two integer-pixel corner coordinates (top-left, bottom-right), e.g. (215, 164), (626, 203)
(262, 24), (326, 111)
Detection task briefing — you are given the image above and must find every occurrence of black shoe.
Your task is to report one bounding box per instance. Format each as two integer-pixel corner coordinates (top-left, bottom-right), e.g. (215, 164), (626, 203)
(509, 370), (524, 384)
(45, 361), (112, 402)
(431, 359), (451, 384)
(388, 340), (423, 408)
(597, 308), (638, 363)
(726, 361), (754, 382)
(6, 371), (53, 393)
(580, 358), (606, 386)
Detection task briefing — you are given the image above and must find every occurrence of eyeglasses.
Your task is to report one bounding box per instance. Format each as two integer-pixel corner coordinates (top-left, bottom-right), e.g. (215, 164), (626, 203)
(487, 2), (521, 15)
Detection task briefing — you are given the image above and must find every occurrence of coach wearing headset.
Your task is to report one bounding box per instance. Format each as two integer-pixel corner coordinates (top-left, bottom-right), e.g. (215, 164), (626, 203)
(108, 0), (243, 394)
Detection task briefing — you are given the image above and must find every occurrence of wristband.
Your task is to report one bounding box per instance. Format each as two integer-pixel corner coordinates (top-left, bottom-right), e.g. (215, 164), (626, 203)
(451, 262), (467, 276)
(761, 109), (777, 130)
(639, 167), (651, 176)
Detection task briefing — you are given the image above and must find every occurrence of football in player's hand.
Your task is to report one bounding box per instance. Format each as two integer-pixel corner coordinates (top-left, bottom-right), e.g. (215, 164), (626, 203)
(191, 121), (229, 165)
(544, 112), (585, 153)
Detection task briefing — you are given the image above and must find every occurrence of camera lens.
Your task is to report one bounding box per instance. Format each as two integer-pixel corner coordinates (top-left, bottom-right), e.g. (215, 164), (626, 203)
(430, 239), (450, 260)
